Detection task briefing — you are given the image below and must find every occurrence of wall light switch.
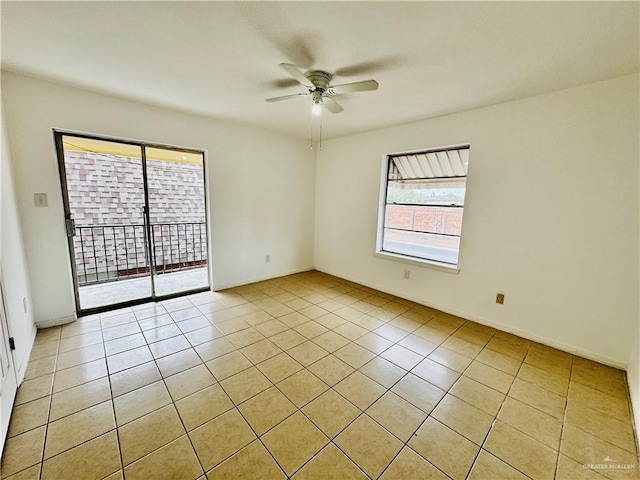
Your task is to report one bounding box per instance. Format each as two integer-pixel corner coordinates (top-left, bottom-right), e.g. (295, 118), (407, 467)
(34, 193), (48, 207)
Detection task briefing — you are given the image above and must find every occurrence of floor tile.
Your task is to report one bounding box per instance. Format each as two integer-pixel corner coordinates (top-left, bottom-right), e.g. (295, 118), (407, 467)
(256, 353), (303, 383)
(254, 319), (290, 337)
(334, 343), (376, 369)
(358, 356), (406, 388)
(428, 346), (473, 373)
(226, 327), (266, 349)
(276, 369), (329, 407)
(156, 348), (203, 378)
(287, 341), (329, 366)
(142, 323), (182, 344)
(49, 376), (111, 421)
(560, 424), (638, 479)
(14, 375), (53, 406)
(113, 380), (172, 426)
(366, 391), (427, 441)
(165, 364), (216, 400)
(555, 453), (609, 480)
(302, 389), (360, 438)
(498, 396), (563, 449)
(354, 332), (393, 354)
(53, 358), (108, 393)
(206, 351), (252, 381)
(240, 339), (282, 364)
(334, 371), (386, 410)
(409, 417), (479, 480)
(1, 426), (46, 477)
(411, 357), (460, 390)
(238, 386), (296, 435)
(476, 348), (522, 375)
(148, 335), (191, 359)
(565, 401), (636, 453)
(220, 367), (272, 404)
(124, 435), (203, 480)
(195, 337), (236, 363)
(7, 397), (50, 438)
(118, 404), (185, 466)
(379, 446), (448, 480)
(207, 440), (286, 480)
(175, 384), (233, 431)
(391, 373), (446, 413)
(335, 414), (403, 479)
(292, 443), (367, 480)
(3, 464), (41, 480)
(40, 431), (120, 480)
(468, 449), (530, 480)
(5, 272), (640, 480)
(464, 360), (514, 394)
(44, 400), (115, 459)
(484, 420), (557, 480)
(431, 394), (494, 445)
(518, 363), (570, 397)
(184, 325), (223, 346)
(262, 412), (329, 476)
(380, 344), (423, 370)
(190, 409), (256, 471)
(56, 343), (105, 370)
(109, 361), (162, 397)
(269, 330), (307, 352)
(397, 334), (438, 356)
(508, 377), (566, 419)
(450, 376), (505, 416)
(312, 330), (350, 352)
(106, 346), (152, 374)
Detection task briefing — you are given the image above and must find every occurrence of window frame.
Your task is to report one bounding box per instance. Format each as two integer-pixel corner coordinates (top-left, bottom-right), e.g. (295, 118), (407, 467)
(375, 144), (470, 273)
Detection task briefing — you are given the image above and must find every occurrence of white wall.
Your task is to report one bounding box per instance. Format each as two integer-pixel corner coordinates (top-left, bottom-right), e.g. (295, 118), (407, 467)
(315, 74), (639, 368)
(1, 71), (315, 325)
(0, 96), (36, 381)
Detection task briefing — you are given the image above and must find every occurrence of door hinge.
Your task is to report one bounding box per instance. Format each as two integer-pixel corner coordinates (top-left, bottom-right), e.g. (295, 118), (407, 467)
(8, 337), (15, 351)
(65, 217), (76, 237)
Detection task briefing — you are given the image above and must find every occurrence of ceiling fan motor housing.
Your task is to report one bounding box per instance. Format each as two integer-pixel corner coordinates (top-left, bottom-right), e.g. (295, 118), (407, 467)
(305, 70), (332, 91)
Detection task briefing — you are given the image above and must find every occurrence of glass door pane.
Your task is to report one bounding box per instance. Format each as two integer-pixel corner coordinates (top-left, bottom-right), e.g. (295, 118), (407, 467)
(144, 146), (209, 297)
(59, 135), (152, 310)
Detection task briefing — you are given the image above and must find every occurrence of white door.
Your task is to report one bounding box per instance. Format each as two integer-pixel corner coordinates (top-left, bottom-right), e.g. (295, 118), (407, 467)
(0, 276), (18, 452)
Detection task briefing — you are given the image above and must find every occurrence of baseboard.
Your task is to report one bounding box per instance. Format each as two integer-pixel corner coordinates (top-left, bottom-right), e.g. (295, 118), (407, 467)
(211, 266), (315, 292)
(314, 267), (627, 370)
(15, 323), (37, 385)
(35, 314), (77, 329)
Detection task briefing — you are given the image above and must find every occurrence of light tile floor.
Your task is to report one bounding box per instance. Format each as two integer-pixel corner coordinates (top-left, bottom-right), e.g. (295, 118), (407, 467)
(2, 271), (638, 479)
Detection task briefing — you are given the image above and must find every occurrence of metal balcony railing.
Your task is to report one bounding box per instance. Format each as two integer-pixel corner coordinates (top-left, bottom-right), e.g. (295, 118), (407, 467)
(73, 222), (207, 286)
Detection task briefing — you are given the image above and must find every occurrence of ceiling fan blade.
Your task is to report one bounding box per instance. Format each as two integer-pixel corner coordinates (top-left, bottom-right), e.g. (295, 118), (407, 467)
(265, 92), (309, 102)
(279, 63), (312, 87)
(323, 97), (344, 114)
(328, 79), (379, 95)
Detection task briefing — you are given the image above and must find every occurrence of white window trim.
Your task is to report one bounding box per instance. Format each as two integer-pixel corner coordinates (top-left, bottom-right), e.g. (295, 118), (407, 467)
(375, 145), (469, 273)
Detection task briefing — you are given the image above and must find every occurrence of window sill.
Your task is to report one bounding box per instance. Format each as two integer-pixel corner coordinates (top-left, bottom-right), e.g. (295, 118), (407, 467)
(374, 251), (460, 274)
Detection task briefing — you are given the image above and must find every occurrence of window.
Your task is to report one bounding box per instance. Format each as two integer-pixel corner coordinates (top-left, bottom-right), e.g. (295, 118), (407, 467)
(378, 145), (470, 268)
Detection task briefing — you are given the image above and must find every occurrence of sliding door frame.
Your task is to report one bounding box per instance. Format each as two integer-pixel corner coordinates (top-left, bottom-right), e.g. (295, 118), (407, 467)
(53, 129), (210, 316)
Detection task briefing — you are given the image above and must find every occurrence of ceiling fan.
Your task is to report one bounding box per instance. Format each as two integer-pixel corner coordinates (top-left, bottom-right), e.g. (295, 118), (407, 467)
(266, 63), (379, 115)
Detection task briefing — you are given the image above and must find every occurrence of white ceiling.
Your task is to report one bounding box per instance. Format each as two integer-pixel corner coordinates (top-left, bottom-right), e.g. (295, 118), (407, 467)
(2, 2), (638, 140)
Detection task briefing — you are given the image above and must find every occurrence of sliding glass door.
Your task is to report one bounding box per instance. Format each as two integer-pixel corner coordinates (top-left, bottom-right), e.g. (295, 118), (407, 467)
(55, 131), (209, 313)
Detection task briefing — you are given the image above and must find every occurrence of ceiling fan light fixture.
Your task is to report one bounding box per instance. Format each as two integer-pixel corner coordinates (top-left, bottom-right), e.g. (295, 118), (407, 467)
(312, 100), (323, 116)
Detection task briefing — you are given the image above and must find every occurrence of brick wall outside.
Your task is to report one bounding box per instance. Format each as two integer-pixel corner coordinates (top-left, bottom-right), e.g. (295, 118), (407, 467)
(64, 151), (206, 282)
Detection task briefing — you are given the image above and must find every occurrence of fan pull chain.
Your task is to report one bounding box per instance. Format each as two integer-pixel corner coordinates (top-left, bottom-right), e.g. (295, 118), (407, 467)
(310, 109), (314, 150)
(318, 112), (323, 151)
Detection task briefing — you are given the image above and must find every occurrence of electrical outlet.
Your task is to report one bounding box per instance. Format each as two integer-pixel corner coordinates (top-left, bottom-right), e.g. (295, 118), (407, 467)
(265, 255), (271, 263)
(403, 269), (411, 280)
(496, 293), (505, 304)
(34, 193), (48, 207)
